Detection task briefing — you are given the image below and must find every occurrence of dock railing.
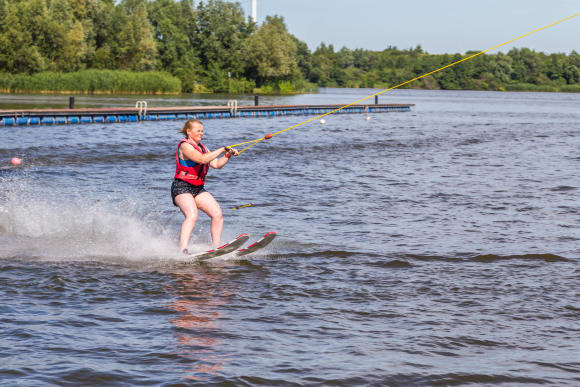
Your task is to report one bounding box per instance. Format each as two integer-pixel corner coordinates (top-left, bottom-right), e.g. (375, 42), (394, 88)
(135, 101), (147, 120)
(227, 100), (238, 117)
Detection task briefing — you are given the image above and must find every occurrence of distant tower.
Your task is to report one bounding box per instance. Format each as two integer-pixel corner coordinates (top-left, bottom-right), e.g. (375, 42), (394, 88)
(251, 0), (257, 23)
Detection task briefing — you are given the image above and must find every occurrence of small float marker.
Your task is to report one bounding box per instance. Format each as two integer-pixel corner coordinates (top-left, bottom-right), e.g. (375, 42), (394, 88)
(264, 133), (273, 139)
(10, 157), (22, 166)
(233, 203), (253, 210)
(320, 119), (326, 124)
(365, 115), (371, 121)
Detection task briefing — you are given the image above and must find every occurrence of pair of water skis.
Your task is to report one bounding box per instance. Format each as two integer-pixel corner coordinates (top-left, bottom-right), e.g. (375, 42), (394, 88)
(187, 232), (276, 262)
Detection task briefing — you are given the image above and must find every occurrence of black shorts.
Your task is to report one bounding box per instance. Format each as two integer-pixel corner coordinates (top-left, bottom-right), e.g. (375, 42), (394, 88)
(171, 179), (207, 206)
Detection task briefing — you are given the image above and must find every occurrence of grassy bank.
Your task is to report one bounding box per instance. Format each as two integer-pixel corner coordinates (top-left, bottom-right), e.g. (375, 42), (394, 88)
(253, 80), (319, 95)
(503, 83), (580, 93)
(0, 70), (181, 94)
(1, 70), (577, 95)
(0, 70), (318, 95)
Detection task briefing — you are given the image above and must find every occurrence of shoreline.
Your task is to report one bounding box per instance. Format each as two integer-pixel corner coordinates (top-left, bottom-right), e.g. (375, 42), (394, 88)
(1, 85), (578, 96)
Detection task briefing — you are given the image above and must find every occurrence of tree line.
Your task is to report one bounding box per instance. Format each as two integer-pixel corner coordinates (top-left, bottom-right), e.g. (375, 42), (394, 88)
(0, 0), (578, 94)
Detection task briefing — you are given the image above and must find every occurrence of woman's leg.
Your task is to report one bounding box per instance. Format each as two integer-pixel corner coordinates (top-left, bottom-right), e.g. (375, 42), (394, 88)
(174, 193), (199, 252)
(195, 192), (223, 248)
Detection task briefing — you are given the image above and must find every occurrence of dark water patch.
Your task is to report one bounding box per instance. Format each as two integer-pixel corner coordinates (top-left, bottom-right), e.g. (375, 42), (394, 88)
(558, 224), (578, 229)
(563, 305), (580, 318)
(556, 205), (579, 214)
(528, 361), (580, 374)
(54, 319), (100, 328)
(276, 250), (372, 260)
(7, 329), (37, 340)
(456, 138), (484, 146)
(549, 185), (577, 192)
(517, 206), (540, 212)
(47, 367), (135, 386)
(142, 306), (179, 315)
(227, 376), (305, 386)
(86, 296), (116, 304)
(472, 253), (570, 263)
(0, 368), (28, 378)
(429, 373), (548, 386)
(367, 259), (413, 268)
(77, 313), (126, 323)
(219, 259), (278, 271)
(453, 336), (509, 348)
(397, 252), (573, 263)
(349, 140), (410, 151)
(558, 236), (580, 242)
(43, 274), (68, 290)
(403, 254), (456, 262)
(0, 264), (16, 271)
(16, 152), (168, 168)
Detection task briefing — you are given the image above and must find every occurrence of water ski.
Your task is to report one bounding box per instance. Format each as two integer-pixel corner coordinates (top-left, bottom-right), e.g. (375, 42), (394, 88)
(189, 234), (249, 261)
(236, 232), (277, 257)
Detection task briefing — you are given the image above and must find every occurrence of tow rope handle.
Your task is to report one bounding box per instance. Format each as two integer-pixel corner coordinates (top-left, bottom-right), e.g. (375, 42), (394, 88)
(227, 133), (273, 156)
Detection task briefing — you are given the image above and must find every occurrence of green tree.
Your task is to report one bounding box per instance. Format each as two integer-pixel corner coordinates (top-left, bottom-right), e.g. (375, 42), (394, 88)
(434, 54), (458, 89)
(310, 43), (335, 86)
(509, 48), (546, 84)
(90, 1), (127, 69)
(0, 0), (47, 73)
(176, 0), (203, 91)
(243, 15), (299, 86)
(490, 52), (513, 84)
(118, 1), (158, 71)
(194, 0), (253, 79)
(60, 20), (87, 71)
(563, 50), (579, 84)
(546, 53), (566, 83)
(36, 0), (88, 71)
(336, 47), (354, 69)
(148, 0), (201, 91)
(292, 35), (312, 80)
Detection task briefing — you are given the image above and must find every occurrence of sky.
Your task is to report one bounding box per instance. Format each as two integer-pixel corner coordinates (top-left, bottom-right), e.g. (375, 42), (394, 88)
(236, 0), (579, 54)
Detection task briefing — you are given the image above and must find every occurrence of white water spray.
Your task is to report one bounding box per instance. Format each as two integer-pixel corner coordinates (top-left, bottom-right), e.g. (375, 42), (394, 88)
(0, 177), (187, 262)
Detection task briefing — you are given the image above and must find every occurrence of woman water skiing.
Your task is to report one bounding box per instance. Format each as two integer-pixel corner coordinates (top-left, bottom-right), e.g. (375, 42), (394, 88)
(171, 119), (238, 254)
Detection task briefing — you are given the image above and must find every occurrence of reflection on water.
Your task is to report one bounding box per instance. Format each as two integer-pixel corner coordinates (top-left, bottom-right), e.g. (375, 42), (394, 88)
(168, 269), (232, 381)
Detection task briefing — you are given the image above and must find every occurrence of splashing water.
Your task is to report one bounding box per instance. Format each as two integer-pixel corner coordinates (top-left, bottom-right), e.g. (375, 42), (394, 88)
(0, 177), (181, 262)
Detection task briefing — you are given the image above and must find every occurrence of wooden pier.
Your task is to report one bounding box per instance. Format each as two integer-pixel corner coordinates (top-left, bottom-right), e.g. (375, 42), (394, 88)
(0, 103), (414, 126)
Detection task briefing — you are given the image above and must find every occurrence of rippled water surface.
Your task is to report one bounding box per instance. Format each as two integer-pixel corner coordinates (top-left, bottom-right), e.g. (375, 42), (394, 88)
(1, 89), (579, 386)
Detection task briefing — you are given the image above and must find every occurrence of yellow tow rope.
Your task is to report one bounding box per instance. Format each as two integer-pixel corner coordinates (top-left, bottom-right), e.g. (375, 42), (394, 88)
(227, 13), (579, 155)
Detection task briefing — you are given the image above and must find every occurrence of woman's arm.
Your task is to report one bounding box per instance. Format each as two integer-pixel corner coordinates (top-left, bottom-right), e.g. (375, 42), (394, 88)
(181, 143), (226, 165)
(210, 148), (239, 169)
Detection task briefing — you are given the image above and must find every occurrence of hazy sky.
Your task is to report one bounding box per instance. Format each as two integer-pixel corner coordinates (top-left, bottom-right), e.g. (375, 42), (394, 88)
(237, 0), (579, 54)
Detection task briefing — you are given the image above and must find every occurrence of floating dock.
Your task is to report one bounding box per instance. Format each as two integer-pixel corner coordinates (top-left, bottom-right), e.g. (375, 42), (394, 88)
(0, 103), (414, 126)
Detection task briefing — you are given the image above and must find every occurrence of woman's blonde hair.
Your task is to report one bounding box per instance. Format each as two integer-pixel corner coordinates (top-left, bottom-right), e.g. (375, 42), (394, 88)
(178, 119), (203, 136)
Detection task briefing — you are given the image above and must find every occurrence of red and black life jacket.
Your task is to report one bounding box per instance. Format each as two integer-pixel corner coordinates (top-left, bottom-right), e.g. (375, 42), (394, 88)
(174, 139), (210, 186)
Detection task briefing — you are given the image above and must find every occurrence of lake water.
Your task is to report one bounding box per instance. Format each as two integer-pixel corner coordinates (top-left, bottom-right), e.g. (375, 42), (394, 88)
(1, 89), (579, 386)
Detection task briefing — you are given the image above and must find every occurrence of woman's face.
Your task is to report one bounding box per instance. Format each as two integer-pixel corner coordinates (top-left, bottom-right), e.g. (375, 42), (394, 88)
(187, 123), (204, 143)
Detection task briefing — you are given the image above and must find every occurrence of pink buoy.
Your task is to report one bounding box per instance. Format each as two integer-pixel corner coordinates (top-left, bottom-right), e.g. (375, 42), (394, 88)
(10, 157), (22, 166)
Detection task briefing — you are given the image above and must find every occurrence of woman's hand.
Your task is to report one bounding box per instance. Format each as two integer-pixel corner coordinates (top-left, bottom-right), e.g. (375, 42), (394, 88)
(212, 147), (238, 168)
(224, 147), (239, 158)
